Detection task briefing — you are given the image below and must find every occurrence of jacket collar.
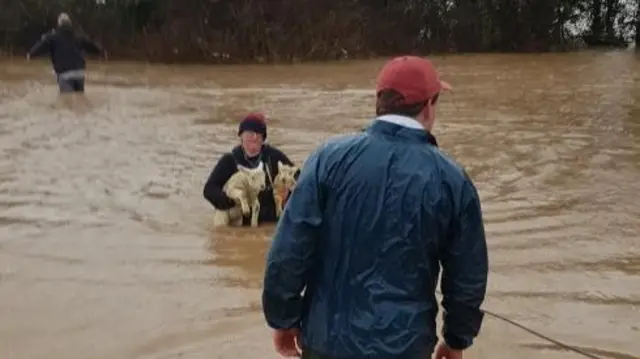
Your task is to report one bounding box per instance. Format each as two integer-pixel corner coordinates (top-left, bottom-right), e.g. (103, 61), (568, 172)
(376, 114), (424, 129)
(368, 115), (439, 147)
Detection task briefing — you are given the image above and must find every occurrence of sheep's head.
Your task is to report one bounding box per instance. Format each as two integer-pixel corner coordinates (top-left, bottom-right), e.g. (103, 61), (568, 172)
(274, 161), (299, 190)
(238, 162), (266, 192)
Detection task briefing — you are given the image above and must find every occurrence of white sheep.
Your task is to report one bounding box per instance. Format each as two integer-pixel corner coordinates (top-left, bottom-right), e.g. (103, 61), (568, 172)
(272, 161), (299, 217)
(213, 162), (266, 228)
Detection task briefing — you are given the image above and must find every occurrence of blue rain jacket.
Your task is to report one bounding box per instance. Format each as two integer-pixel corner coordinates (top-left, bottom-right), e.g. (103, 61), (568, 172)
(262, 115), (488, 359)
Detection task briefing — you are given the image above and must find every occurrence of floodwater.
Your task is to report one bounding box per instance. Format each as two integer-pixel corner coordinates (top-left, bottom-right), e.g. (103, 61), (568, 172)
(0, 50), (639, 359)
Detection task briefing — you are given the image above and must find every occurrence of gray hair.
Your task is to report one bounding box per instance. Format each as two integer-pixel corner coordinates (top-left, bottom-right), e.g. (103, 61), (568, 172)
(57, 13), (72, 27)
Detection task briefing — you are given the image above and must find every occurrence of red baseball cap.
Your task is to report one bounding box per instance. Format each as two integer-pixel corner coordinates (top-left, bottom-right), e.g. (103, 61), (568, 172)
(376, 56), (451, 106)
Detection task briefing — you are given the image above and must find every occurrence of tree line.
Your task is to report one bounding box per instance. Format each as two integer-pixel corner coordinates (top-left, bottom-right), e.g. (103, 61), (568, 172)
(1, 0), (638, 64)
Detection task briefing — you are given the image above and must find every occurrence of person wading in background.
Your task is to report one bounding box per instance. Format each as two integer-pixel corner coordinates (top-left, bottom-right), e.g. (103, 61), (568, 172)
(26, 12), (107, 94)
(261, 55), (488, 359)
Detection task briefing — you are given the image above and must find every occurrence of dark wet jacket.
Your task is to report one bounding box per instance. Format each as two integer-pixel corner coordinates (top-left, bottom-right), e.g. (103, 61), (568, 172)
(203, 144), (298, 225)
(27, 25), (104, 75)
(262, 116), (489, 359)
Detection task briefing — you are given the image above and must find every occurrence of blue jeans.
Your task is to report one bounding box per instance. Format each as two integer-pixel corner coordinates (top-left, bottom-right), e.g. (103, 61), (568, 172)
(57, 76), (85, 93)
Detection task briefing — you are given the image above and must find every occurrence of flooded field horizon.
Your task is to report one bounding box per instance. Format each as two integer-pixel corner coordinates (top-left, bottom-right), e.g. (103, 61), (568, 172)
(0, 51), (639, 359)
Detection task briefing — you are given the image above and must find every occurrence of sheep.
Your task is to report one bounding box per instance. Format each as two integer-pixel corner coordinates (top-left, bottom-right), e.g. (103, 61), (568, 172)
(212, 162), (266, 228)
(272, 161), (299, 217)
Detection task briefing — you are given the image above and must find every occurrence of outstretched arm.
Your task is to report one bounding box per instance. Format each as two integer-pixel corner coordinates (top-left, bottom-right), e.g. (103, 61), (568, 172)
(27, 32), (53, 58)
(80, 35), (106, 58)
(440, 174), (489, 351)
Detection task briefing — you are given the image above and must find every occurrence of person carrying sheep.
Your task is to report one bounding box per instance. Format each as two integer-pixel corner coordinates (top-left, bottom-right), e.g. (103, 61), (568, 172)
(203, 112), (299, 226)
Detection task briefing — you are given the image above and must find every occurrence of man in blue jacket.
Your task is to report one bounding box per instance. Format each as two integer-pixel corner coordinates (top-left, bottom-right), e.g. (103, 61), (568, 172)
(262, 55), (488, 359)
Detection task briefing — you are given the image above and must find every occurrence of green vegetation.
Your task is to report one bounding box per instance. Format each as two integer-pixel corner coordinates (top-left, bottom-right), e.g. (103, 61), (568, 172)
(1, 0), (638, 63)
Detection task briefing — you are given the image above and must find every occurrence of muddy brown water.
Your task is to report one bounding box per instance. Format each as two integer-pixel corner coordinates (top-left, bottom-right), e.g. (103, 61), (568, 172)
(0, 50), (639, 359)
